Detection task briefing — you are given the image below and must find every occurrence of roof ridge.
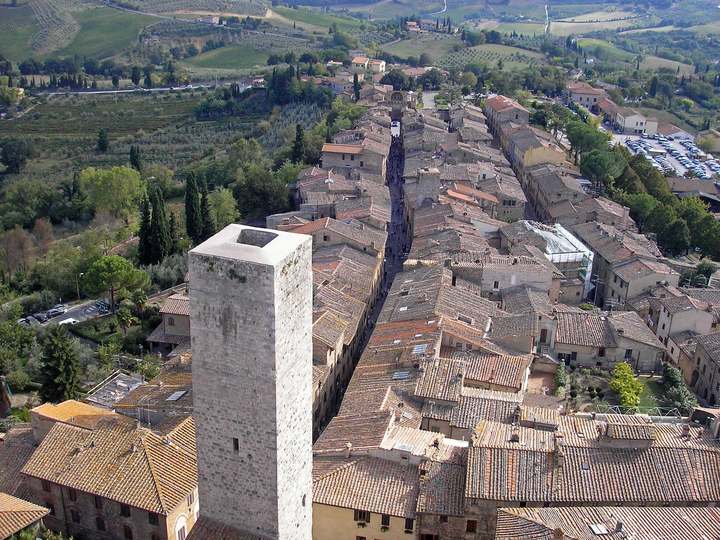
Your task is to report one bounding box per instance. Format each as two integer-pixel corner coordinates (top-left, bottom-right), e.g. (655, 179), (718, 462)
(500, 509), (581, 540)
(313, 457), (361, 483)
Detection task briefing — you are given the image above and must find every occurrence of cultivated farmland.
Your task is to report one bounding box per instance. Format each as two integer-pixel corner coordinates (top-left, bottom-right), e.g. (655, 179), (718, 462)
(438, 43), (545, 70)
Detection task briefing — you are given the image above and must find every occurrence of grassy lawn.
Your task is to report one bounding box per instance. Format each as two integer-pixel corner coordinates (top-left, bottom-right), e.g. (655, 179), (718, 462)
(0, 5), (39, 60)
(638, 378), (665, 409)
(184, 44), (271, 69)
(550, 18), (649, 35)
(381, 34), (462, 60)
(53, 7), (156, 59)
(273, 6), (364, 32)
(439, 43), (545, 70)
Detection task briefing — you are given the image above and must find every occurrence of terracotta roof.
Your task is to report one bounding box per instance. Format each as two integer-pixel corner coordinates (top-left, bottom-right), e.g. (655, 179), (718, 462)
(414, 358), (464, 403)
(0, 425), (35, 496)
(322, 143), (363, 155)
(0, 492), (49, 538)
(22, 416), (197, 514)
(187, 516), (261, 540)
(567, 81), (606, 95)
(466, 417), (720, 504)
(496, 506), (720, 540)
(31, 400), (117, 428)
(313, 456), (419, 518)
(160, 293), (190, 316)
(416, 460), (466, 517)
(555, 311), (616, 348)
(447, 350), (531, 392)
(607, 311), (664, 350)
(612, 258), (677, 283)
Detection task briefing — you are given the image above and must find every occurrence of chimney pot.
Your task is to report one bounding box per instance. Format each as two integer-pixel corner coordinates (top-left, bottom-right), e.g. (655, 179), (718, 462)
(345, 442), (353, 459)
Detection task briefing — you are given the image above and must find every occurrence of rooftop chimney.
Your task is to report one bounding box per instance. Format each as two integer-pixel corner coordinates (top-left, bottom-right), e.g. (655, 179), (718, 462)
(345, 442), (353, 459)
(615, 521), (624, 533)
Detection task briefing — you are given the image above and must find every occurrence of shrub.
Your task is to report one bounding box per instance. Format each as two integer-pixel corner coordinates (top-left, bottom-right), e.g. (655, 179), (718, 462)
(554, 363), (567, 388)
(609, 362), (643, 409)
(6, 369), (31, 392)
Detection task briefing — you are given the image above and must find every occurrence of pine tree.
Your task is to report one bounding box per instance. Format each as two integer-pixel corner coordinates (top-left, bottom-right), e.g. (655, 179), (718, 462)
(169, 211), (180, 254)
(97, 128), (109, 152)
(200, 182), (216, 240)
(137, 195), (153, 265)
(291, 123), (306, 164)
(185, 173), (203, 244)
(129, 145), (142, 171)
(39, 326), (81, 403)
(148, 184), (172, 263)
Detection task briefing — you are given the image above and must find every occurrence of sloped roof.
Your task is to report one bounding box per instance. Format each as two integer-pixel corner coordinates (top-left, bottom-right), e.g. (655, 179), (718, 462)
(22, 416), (197, 514)
(160, 293), (190, 316)
(496, 506), (720, 540)
(0, 492), (49, 538)
(313, 456), (419, 518)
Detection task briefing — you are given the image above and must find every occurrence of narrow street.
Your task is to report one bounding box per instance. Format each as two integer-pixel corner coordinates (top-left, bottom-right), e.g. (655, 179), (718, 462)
(357, 125), (410, 349)
(319, 124), (410, 428)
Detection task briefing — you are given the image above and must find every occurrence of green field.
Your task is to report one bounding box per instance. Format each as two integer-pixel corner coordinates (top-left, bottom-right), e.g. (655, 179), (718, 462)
(1, 92), (202, 138)
(53, 7), (156, 59)
(577, 38), (634, 61)
(273, 6), (363, 32)
(642, 55), (693, 76)
(494, 22), (547, 36)
(439, 43), (545, 70)
(336, 0), (443, 19)
(183, 43), (271, 69)
(381, 34), (462, 60)
(0, 5), (40, 60)
(557, 8), (637, 22)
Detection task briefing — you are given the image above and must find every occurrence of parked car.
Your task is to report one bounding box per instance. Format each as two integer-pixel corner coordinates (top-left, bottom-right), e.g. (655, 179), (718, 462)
(32, 312), (48, 323)
(58, 318), (79, 326)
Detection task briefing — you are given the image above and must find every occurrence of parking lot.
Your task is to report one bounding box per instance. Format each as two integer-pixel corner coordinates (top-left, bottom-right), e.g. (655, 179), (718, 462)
(18, 298), (110, 328)
(614, 133), (720, 180)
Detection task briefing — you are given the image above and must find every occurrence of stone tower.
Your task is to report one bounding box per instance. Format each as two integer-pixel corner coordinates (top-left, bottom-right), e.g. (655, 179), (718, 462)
(189, 224), (313, 540)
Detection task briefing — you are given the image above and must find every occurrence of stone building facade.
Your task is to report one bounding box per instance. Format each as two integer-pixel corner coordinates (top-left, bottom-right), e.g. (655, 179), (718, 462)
(189, 225), (313, 539)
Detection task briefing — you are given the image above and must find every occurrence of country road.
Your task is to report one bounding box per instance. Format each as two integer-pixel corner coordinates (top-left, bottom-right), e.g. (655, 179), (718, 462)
(430, 0), (448, 15)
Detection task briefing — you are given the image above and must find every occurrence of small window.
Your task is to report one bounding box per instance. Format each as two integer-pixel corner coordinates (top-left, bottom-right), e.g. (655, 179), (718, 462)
(68, 488), (77, 502)
(360, 161), (364, 167)
(381, 514), (390, 527)
(96, 517), (106, 531)
(598, 347), (606, 358)
(405, 518), (414, 531)
(354, 509), (371, 522)
(124, 525), (133, 540)
(94, 495), (103, 509)
(41, 480), (51, 492)
(466, 520), (477, 533)
(440, 515), (448, 523)
(351, 155), (355, 161)
(177, 527), (186, 540)
(121, 504), (131, 518)
(71, 509), (80, 523)
(168, 317), (175, 326)
(356, 537), (366, 540)
(493, 281), (499, 289)
(625, 349), (633, 360)
(187, 492), (194, 506)
(233, 438), (239, 452)
(46, 502), (55, 516)
(323, 235), (329, 242)
(149, 512), (159, 526)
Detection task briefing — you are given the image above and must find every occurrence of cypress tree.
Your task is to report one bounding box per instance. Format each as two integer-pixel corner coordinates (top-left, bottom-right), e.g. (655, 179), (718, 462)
(129, 145), (142, 171)
(353, 72), (361, 101)
(148, 184), (172, 263)
(185, 173), (202, 244)
(39, 326), (82, 403)
(169, 211), (180, 254)
(137, 195), (152, 265)
(97, 128), (109, 152)
(291, 123), (305, 164)
(200, 182), (216, 241)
